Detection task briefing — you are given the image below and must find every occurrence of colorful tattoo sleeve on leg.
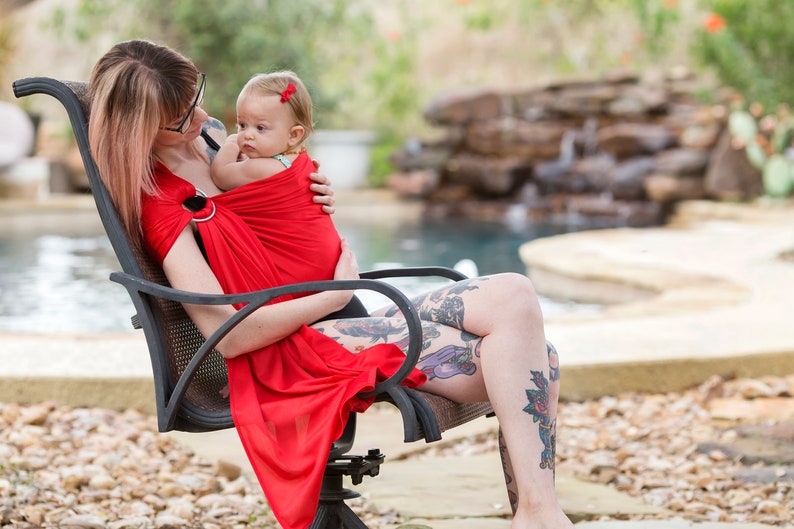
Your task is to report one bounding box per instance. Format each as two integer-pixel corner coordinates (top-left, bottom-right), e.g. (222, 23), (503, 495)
(547, 342), (561, 382)
(331, 318), (407, 344)
(498, 428), (518, 514)
(417, 330), (480, 380)
(523, 370), (556, 471)
(383, 277), (488, 327)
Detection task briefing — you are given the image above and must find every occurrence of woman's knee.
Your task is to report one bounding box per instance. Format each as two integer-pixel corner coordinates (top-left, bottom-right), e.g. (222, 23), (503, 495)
(488, 273), (542, 316)
(463, 273), (543, 336)
(487, 272), (534, 291)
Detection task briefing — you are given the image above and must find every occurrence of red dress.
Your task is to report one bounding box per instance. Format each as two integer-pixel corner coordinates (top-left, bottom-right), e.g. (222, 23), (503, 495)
(141, 153), (426, 529)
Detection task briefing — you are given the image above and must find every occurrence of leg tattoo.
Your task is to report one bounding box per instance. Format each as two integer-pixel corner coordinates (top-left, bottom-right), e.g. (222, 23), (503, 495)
(332, 318), (407, 343)
(384, 277), (487, 327)
(547, 342), (561, 382)
(546, 343), (560, 471)
(498, 428), (518, 514)
(523, 370), (556, 471)
(417, 330), (479, 380)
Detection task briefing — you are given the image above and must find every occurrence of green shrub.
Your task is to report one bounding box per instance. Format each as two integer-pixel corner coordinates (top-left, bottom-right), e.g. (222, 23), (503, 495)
(54, 1), (373, 126)
(692, 0), (794, 111)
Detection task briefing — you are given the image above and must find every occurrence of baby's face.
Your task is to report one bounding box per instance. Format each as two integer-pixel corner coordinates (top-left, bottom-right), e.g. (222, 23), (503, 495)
(235, 94), (295, 159)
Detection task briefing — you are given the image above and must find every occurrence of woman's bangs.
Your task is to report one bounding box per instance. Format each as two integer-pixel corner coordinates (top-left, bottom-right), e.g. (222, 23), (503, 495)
(164, 69), (200, 123)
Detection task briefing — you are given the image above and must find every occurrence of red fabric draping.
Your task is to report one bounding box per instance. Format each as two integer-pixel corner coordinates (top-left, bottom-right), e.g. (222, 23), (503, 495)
(141, 153), (426, 529)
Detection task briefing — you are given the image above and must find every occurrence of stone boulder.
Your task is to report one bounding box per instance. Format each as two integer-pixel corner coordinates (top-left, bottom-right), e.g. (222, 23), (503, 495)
(704, 130), (764, 201)
(424, 89), (505, 126)
(388, 70), (733, 227)
(447, 154), (532, 196)
(645, 173), (707, 203)
(597, 123), (677, 159)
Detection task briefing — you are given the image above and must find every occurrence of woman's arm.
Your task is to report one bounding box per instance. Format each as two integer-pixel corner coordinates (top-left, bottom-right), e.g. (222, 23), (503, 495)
(161, 226), (358, 358)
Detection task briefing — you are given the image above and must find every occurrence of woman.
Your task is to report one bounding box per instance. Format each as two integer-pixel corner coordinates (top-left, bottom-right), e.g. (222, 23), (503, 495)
(87, 39), (573, 529)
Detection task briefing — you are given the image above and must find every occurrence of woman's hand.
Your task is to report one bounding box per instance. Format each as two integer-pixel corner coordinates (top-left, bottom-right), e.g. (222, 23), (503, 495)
(334, 239), (359, 280)
(309, 164), (335, 215)
(331, 239), (358, 308)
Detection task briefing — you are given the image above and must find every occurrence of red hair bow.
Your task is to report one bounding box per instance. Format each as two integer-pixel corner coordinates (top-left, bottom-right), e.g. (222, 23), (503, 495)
(280, 83), (297, 103)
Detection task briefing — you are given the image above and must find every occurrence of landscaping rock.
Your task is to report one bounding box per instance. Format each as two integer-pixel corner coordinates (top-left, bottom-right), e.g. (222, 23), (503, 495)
(393, 71), (732, 227)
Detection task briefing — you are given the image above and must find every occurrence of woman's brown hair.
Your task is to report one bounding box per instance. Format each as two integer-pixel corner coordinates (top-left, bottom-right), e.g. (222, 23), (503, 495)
(88, 39), (201, 237)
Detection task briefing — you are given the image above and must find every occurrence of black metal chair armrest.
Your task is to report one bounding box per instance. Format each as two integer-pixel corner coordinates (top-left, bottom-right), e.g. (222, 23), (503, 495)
(361, 266), (467, 282)
(110, 272), (424, 425)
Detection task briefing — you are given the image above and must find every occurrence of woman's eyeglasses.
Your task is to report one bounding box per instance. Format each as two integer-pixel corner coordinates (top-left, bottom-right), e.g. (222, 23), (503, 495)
(161, 73), (206, 134)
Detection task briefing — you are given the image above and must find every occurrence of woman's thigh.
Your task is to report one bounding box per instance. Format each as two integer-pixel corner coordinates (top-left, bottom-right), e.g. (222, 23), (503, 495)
(370, 273), (541, 337)
(310, 316), (488, 402)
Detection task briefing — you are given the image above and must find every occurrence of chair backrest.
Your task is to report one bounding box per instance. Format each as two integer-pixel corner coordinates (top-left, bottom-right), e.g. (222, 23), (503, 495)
(13, 77), (233, 433)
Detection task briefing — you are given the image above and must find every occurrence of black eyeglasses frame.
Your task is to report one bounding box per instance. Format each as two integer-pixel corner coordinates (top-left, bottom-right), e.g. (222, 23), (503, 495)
(161, 73), (206, 134)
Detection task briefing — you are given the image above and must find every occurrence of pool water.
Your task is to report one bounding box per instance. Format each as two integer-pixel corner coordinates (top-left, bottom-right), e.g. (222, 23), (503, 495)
(0, 214), (602, 334)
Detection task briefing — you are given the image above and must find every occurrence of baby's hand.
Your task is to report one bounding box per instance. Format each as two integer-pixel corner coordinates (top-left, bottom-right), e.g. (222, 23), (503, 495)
(225, 133), (238, 144)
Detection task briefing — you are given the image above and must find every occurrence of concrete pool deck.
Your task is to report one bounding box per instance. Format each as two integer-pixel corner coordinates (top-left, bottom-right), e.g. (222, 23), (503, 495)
(1, 193), (793, 528)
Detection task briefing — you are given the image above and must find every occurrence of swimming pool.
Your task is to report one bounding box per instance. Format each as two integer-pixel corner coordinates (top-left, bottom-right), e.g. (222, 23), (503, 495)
(0, 208), (602, 333)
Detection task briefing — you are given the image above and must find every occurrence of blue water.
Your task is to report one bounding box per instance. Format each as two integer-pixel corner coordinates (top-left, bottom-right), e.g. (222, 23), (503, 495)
(0, 214), (602, 334)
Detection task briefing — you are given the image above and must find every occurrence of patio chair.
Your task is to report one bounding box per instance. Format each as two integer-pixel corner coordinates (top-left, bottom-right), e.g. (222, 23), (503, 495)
(12, 76), (503, 528)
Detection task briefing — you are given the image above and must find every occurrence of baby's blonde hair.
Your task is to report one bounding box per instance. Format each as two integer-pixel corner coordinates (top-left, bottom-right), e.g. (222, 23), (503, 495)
(240, 71), (314, 138)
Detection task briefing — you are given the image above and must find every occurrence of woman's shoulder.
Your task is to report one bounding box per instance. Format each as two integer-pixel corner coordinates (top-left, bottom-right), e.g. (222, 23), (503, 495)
(201, 118), (227, 158)
(202, 117), (227, 138)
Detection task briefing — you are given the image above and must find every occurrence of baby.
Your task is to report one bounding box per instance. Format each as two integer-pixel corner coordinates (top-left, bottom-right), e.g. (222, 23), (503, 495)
(208, 71), (347, 291)
(211, 71), (314, 190)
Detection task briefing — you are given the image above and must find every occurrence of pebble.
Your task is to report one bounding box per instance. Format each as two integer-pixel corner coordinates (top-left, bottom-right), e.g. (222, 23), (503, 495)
(553, 374), (794, 526)
(0, 404), (278, 528)
(425, 374), (794, 527)
(1, 376), (793, 528)
(59, 514), (106, 528)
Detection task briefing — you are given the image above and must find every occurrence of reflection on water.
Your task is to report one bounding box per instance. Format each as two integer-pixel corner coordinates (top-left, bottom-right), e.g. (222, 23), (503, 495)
(0, 234), (131, 332)
(0, 213), (601, 334)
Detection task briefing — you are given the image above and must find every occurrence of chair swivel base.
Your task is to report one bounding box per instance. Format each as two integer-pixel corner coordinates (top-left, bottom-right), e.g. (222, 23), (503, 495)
(309, 449), (385, 529)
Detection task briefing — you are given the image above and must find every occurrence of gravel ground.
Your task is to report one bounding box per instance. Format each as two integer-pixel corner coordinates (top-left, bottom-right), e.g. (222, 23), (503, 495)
(555, 374), (794, 526)
(2, 375), (793, 528)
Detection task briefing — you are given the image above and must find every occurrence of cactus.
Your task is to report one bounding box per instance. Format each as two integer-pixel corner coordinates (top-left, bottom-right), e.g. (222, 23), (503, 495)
(728, 107), (794, 198)
(744, 139), (767, 169)
(762, 154), (794, 197)
(772, 116), (794, 153)
(728, 109), (758, 144)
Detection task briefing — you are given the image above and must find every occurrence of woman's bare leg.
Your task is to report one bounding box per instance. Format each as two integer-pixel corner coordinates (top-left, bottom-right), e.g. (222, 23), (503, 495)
(499, 343), (561, 517)
(319, 273), (572, 528)
(415, 274), (570, 528)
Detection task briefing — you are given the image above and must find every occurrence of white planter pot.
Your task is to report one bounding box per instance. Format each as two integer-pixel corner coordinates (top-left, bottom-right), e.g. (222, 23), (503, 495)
(308, 129), (376, 190)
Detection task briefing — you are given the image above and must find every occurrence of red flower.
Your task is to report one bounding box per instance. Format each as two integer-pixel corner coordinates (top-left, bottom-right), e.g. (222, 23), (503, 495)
(704, 13), (727, 33)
